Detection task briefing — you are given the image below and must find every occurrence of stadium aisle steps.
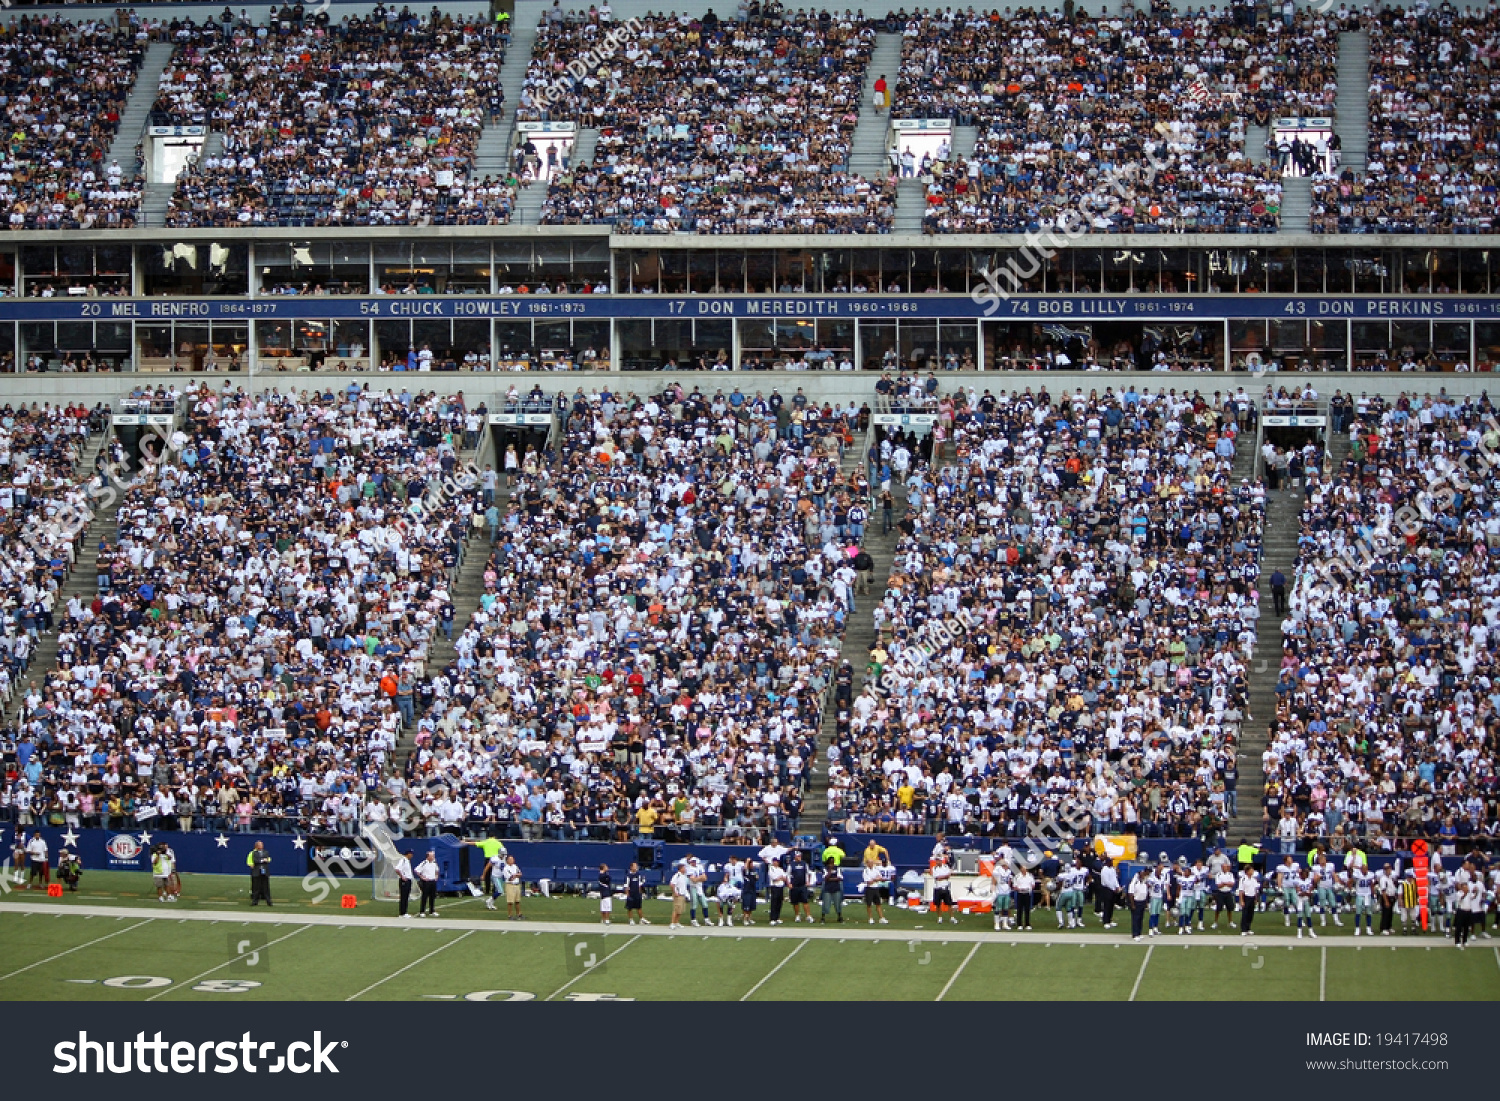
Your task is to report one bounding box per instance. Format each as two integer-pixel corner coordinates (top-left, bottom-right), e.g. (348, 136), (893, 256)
(1278, 176), (1313, 233)
(950, 125), (978, 160)
(141, 183), (175, 228)
(805, 448), (905, 830)
(476, 10), (542, 185)
(1245, 122), (1269, 166)
(106, 42), (176, 172)
(893, 178), (926, 233)
(5, 432), (126, 722)
(399, 451), (508, 769)
(1228, 437), (1306, 844)
(572, 128), (600, 168)
(846, 33), (903, 181)
(514, 176), (550, 225)
(1334, 30), (1370, 172)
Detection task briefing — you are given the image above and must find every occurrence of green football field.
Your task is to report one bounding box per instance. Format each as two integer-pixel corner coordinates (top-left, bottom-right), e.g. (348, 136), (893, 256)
(2, 872), (1498, 1001)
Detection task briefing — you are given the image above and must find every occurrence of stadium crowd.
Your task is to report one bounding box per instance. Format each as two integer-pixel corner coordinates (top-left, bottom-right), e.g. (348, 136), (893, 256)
(891, 7), (1337, 233)
(153, 7), (515, 227)
(1, 383), (475, 835)
(1271, 390), (1500, 852)
(1312, 4), (1500, 234)
(0, 17), (145, 230)
(828, 385), (1263, 840)
(401, 383), (871, 840)
(0, 403), (101, 716)
(531, 4), (896, 233)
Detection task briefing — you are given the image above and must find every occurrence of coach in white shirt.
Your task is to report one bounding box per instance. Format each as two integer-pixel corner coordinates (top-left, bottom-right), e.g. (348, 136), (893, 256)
(25, 831), (48, 890)
(394, 850), (414, 918)
(415, 851), (439, 917)
(1098, 863), (1120, 928)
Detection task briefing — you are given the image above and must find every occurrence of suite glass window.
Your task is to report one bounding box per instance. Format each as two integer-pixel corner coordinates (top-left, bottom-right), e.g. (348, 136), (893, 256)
(258, 242), (370, 295)
(1476, 323), (1500, 369)
(23, 244), (133, 296)
(141, 242), (248, 296)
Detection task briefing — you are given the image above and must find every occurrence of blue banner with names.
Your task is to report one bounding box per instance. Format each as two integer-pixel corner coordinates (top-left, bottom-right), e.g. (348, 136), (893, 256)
(4, 295), (1500, 323)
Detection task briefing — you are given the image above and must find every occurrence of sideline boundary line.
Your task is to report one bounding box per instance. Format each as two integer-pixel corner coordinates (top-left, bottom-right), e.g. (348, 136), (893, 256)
(0, 902), (1477, 949)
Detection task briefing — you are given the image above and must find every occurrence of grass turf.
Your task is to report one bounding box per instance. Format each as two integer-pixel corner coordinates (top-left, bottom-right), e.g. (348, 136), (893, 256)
(2, 873), (1498, 1001)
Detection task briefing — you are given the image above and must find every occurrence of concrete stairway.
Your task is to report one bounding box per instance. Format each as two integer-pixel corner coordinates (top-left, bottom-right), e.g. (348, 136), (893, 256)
(846, 32), (902, 180)
(513, 176), (550, 224)
(141, 183), (175, 227)
(572, 127), (600, 168)
(1278, 176), (1313, 232)
(951, 124), (978, 160)
(107, 41), (176, 172)
(5, 433), (123, 722)
(471, 117), (514, 184)
(894, 178), (926, 233)
(473, 9), (541, 182)
(803, 451), (904, 830)
(1245, 122), (1270, 166)
(1335, 30), (1370, 173)
(394, 470), (508, 770)
(1227, 443), (1302, 845)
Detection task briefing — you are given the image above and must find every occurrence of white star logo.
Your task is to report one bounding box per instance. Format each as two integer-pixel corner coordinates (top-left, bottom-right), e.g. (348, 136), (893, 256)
(291, 835), (307, 850)
(61, 828), (80, 847)
(215, 834), (229, 848)
(137, 831), (153, 846)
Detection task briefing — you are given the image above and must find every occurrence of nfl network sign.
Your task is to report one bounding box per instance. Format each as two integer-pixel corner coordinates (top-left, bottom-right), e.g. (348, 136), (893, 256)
(105, 834), (146, 868)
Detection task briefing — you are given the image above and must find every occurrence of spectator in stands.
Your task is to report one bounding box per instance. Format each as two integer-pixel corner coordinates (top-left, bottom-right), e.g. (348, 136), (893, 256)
(0, 18), (145, 229)
(1273, 391), (1500, 854)
(834, 384), (1260, 845)
(891, 7), (1336, 234)
(154, 9), (515, 228)
(529, 7), (896, 233)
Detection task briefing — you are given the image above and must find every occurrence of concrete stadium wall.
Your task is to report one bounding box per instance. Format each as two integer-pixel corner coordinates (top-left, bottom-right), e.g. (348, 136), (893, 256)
(0, 372), (1491, 411)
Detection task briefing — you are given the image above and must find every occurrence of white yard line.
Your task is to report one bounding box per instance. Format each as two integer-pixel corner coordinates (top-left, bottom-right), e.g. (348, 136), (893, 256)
(345, 930), (474, 1002)
(740, 939), (808, 1002)
(1128, 945), (1154, 1002)
(545, 934), (640, 1001)
(0, 918), (154, 983)
(145, 925), (310, 1002)
(936, 942), (982, 1002)
(1320, 946), (1327, 1002)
